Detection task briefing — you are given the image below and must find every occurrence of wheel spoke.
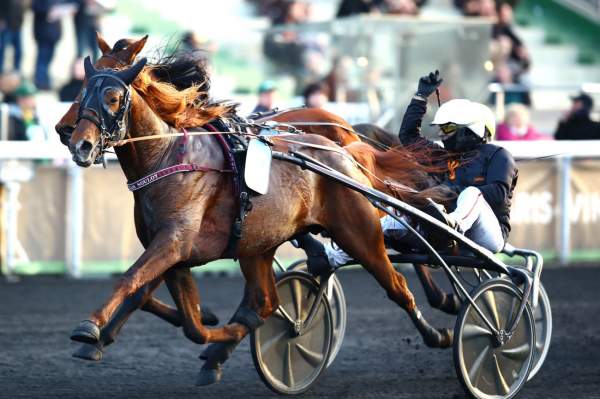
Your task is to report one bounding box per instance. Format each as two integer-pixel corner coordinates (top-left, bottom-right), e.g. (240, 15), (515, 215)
(501, 343), (531, 361)
(493, 353), (511, 395)
(259, 329), (288, 357)
(284, 342), (294, 387)
(468, 346), (490, 387)
(300, 304), (325, 336)
(274, 305), (296, 326)
(463, 323), (494, 340)
(295, 342), (324, 367)
(506, 296), (518, 327)
(482, 290), (500, 330)
(291, 279), (303, 320)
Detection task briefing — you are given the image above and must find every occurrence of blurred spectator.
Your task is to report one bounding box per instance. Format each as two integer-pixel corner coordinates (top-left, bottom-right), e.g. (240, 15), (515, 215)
(0, 71), (22, 103)
(263, 1), (328, 92)
(492, 3), (529, 80)
(384, 0), (422, 15)
(7, 81), (46, 141)
(489, 62), (530, 105)
(58, 58), (84, 101)
(554, 93), (600, 140)
(455, 0), (497, 16)
(337, 0), (383, 17)
(252, 80), (277, 113)
(0, 0), (29, 73)
(303, 82), (328, 108)
(33, 0), (74, 90)
(496, 103), (547, 141)
(74, 0), (115, 60)
(178, 31), (215, 70)
(337, 0), (424, 17)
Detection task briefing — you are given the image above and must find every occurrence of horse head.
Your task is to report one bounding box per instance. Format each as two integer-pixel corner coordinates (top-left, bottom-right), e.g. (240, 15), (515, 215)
(69, 57), (147, 166)
(55, 32), (148, 147)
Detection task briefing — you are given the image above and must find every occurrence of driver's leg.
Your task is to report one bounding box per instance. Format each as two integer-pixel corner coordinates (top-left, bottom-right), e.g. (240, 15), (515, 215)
(296, 211), (414, 271)
(449, 186), (503, 252)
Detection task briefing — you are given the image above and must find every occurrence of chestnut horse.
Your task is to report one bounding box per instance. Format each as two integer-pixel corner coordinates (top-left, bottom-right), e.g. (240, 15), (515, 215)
(66, 56), (454, 385)
(57, 35), (461, 372)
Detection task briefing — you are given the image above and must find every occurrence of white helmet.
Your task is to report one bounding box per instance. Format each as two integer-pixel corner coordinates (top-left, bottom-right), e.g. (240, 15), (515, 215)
(431, 99), (496, 141)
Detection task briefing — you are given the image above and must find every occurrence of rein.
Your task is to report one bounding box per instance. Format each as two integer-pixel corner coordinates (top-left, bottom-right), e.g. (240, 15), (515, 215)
(114, 121), (415, 195)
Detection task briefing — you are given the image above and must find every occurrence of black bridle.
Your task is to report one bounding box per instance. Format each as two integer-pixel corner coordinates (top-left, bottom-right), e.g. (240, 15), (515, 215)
(76, 72), (132, 163)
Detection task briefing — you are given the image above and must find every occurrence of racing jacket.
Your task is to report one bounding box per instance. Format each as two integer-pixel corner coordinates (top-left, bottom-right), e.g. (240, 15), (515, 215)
(398, 98), (518, 241)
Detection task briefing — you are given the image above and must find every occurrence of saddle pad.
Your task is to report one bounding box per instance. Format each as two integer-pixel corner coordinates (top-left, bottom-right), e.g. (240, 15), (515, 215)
(244, 138), (272, 195)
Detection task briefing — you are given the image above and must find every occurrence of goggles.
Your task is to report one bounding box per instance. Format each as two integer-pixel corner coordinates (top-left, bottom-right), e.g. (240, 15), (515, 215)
(438, 123), (458, 137)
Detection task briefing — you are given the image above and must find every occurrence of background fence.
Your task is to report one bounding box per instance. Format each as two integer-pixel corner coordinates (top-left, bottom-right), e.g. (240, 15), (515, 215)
(2, 136), (600, 278)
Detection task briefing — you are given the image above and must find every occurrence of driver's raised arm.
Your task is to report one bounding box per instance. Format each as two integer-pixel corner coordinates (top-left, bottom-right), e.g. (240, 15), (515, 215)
(398, 71), (444, 151)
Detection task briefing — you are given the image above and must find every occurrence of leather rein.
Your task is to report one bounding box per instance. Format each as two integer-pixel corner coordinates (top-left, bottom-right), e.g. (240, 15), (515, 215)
(112, 121), (408, 195)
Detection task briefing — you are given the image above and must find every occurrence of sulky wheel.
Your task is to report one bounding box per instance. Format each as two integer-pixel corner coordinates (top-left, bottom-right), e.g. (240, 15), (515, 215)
(454, 278), (535, 399)
(527, 283), (552, 381)
(251, 271), (333, 395)
(287, 259), (347, 368)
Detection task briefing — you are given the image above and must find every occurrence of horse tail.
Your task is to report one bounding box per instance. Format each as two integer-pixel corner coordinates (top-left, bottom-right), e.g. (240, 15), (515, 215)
(343, 141), (452, 206)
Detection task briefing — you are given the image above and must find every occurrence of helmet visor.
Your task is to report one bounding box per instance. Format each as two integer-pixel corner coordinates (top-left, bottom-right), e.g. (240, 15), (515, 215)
(438, 123), (458, 138)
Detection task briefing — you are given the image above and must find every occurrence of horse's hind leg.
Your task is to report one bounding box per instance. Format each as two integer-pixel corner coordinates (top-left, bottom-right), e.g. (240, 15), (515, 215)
(197, 250), (279, 386)
(413, 264), (461, 315)
(325, 195), (452, 348)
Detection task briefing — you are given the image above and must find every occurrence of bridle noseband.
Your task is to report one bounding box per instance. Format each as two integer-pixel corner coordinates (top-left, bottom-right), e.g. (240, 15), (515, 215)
(76, 72), (132, 163)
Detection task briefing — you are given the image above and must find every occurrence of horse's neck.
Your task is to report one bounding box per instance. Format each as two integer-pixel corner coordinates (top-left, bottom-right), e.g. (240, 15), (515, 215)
(115, 92), (176, 182)
(114, 91), (226, 184)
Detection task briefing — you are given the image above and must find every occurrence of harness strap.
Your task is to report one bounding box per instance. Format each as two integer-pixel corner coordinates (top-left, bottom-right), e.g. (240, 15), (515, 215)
(176, 127), (190, 164)
(127, 163), (232, 192)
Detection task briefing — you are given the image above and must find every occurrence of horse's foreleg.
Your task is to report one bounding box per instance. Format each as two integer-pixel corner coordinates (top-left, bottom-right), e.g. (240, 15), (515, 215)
(74, 280), (220, 361)
(73, 278), (163, 360)
(413, 264), (461, 315)
(70, 232), (186, 344)
(197, 250), (279, 386)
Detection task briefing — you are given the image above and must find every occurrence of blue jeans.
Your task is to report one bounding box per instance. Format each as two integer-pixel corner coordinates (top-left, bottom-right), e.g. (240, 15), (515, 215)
(0, 29), (23, 72)
(35, 42), (56, 90)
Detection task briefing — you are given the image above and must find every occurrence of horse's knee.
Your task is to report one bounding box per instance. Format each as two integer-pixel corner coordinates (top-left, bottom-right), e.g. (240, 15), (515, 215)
(182, 323), (210, 345)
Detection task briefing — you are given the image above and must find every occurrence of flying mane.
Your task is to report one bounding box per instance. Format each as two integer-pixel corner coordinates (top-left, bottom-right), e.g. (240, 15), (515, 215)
(129, 51), (236, 129)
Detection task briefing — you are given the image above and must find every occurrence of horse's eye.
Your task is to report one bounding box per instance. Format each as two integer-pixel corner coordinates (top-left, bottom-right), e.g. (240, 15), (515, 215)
(110, 97), (119, 104)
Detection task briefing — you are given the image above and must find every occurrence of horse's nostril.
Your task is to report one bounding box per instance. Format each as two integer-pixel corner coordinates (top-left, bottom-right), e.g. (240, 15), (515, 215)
(79, 140), (94, 153)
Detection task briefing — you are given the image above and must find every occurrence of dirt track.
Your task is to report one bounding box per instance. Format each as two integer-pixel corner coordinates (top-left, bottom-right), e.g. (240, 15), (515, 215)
(1, 266), (599, 399)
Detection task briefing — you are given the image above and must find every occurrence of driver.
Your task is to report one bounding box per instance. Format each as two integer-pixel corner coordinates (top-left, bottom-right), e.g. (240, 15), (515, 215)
(296, 70), (518, 271)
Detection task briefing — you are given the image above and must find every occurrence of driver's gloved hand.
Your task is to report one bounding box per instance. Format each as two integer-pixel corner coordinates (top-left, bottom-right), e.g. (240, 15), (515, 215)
(417, 70), (443, 98)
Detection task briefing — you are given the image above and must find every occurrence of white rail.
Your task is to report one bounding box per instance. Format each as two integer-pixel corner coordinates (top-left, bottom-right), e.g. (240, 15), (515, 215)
(1, 139), (599, 278)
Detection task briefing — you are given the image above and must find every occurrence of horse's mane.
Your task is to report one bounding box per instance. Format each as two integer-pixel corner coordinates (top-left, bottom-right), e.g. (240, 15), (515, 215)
(344, 141), (454, 206)
(130, 51), (235, 129)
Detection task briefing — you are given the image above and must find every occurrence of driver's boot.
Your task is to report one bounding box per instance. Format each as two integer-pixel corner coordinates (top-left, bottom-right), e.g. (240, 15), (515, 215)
(293, 234), (334, 276)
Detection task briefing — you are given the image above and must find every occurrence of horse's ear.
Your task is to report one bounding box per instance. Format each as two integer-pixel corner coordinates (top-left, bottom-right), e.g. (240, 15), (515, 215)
(83, 56), (98, 78)
(96, 31), (111, 55)
(123, 35), (148, 64)
(117, 57), (147, 85)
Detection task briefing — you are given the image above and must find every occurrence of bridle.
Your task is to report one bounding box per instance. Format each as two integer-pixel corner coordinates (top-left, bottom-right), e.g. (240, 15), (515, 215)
(76, 72), (132, 163)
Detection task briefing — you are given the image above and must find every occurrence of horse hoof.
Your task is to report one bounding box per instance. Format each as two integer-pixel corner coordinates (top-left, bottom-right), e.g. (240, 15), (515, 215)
(201, 307), (219, 326)
(72, 344), (103, 361)
(439, 328), (454, 348)
(70, 320), (101, 344)
(196, 367), (223, 386)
